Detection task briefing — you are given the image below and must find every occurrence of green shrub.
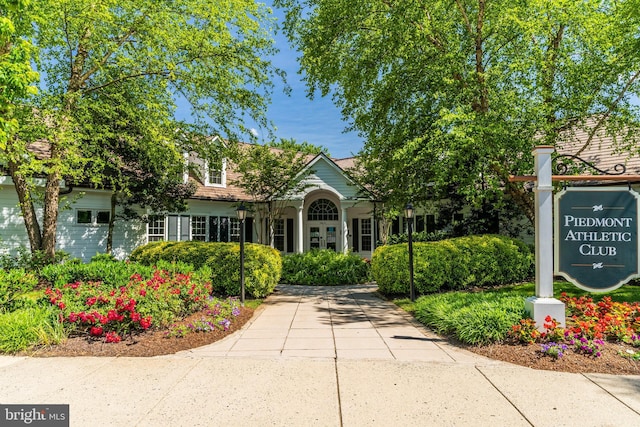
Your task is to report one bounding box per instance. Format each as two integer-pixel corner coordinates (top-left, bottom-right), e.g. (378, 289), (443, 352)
(0, 269), (39, 312)
(0, 306), (66, 353)
(373, 234), (533, 297)
(90, 253), (118, 263)
(414, 291), (526, 345)
(0, 247), (72, 272)
(130, 241), (281, 298)
(40, 260), (148, 289)
(281, 250), (371, 285)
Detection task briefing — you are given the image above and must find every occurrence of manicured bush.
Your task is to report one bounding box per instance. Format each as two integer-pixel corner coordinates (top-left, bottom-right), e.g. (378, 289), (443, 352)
(0, 269), (39, 312)
(40, 260), (148, 289)
(373, 234), (533, 297)
(281, 250), (371, 285)
(130, 241), (282, 298)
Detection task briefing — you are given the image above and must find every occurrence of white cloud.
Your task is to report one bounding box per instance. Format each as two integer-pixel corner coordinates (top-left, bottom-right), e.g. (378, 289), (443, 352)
(249, 128), (259, 137)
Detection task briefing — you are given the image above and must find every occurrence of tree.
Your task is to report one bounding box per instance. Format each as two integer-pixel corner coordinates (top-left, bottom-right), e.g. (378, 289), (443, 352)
(276, 0), (640, 225)
(231, 138), (322, 246)
(0, 0), (37, 150)
(7, 0), (280, 261)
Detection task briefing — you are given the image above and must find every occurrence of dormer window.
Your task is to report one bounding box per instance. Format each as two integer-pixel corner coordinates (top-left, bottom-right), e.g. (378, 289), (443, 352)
(205, 159), (226, 187)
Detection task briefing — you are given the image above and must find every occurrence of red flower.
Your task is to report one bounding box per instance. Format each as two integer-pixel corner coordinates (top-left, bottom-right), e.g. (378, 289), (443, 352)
(86, 297), (97, 306)
(139, 288), (147, 297)
(90, 326), (104, 337)
(140, 317), (152, 330)
(105, 331), (121, 343)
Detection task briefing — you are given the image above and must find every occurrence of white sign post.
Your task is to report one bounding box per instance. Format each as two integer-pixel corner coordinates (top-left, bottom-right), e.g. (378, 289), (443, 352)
(524, 146), (566, 329)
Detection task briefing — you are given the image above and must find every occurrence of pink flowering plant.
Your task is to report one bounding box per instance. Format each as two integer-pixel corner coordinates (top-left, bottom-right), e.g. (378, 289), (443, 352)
(508, 293), (640, 360)
(44, 267), (212, 343)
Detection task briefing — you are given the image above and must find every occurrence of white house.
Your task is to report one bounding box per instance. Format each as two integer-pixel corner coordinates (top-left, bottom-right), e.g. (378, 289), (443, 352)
(0, 143), (380, 261)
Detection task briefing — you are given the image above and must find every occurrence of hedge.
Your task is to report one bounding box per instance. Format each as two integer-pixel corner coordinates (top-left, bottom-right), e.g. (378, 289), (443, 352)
(129, 241), (282, 298)
(372, 234), (533, 297)
(281, 249), (371, 285)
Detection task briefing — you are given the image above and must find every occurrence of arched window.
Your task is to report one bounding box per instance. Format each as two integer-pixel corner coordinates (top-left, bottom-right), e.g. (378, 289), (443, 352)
(307, 198), (339, 221)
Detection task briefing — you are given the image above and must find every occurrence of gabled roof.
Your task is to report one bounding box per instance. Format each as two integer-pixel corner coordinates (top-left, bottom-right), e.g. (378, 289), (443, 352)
(555, 120), (640, 175)
(191, 143), (368, 202)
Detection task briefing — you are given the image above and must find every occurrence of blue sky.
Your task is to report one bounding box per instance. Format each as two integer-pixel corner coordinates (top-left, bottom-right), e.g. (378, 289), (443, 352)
(247, 3), (364, 159)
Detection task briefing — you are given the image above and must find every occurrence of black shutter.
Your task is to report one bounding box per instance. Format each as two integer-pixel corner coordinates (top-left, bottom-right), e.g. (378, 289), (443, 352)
(392, 217), (400, 235)
(286, 218), (294, 253)
(352, 218), (359, 252)
(245, 218), (253, 243)
(209, 216), (219, 242)
(416, 215), (425, 233)
(426, 215), (436, 233)
(220, 217), (229, 242)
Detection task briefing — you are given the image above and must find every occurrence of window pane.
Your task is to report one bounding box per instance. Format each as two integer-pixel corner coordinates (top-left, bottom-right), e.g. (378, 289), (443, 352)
(77, 210), (92, 224)
(362, 235), (372, 252)
(192, 216), (207, 241)
(229, 218), (240, 242)
(96, 211), (110, 224)
(274, 219), (285, 251)
(307, 198), (338, 220)
(148, 216), (165, 241)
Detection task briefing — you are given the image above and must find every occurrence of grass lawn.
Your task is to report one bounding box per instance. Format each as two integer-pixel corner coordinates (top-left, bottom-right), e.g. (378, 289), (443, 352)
(393, 280), (640, 346)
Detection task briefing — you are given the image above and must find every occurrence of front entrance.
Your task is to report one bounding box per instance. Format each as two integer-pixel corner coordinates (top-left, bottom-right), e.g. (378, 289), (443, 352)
(308, 223), (339, 251)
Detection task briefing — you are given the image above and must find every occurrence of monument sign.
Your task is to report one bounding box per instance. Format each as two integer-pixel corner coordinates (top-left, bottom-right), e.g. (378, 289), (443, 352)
(555, 187), (640, 292)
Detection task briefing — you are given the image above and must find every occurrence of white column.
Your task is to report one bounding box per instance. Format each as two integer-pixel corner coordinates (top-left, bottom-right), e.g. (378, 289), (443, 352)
(297, 203), (304, 253)
(371, 211), (376, 253)
(342, 206), (348, 253)
(525, 146), (565, 328)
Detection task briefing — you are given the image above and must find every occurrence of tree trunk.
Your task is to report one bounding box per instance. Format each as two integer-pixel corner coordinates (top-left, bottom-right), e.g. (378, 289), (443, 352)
(8, 161), (43, 252)
(106, 192), (117, 254)
(41, 168), (61, 262)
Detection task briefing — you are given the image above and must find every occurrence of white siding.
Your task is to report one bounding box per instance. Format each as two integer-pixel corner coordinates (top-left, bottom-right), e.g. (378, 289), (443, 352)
(290, 158), (361, 200)
(0, 185), (32, 256)
(0, 185), (147, 262)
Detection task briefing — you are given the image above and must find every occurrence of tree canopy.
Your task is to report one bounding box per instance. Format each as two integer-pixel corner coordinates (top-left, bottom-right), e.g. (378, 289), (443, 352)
(276, 0), (640, 224)
(231, 138), (323, 245)
(4, 0), (281, 260)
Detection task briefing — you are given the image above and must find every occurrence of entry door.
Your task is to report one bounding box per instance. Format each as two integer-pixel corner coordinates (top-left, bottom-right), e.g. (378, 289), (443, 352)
(309, 225), (338, 251)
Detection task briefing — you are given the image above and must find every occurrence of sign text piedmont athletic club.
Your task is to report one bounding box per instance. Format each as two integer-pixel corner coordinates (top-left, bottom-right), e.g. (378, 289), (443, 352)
(554, 187), (640, 292)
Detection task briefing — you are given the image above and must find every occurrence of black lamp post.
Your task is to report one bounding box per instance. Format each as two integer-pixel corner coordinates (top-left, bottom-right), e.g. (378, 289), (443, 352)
(236, 203), (247, 304)
(405, 203), (415, 302)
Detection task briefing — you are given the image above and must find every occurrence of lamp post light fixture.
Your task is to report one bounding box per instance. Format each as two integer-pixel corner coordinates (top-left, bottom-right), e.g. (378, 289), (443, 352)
(236, 203), (247, 304)
(404, 203), (416, 302)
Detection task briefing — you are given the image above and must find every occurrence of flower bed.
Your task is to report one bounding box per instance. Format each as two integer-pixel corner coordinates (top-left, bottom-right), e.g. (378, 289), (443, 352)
(43, 266), (223, 343)
(509, 293), (640, 361)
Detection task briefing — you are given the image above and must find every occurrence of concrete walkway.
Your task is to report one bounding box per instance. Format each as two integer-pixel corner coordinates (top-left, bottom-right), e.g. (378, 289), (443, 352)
(1, 284), (639, 426)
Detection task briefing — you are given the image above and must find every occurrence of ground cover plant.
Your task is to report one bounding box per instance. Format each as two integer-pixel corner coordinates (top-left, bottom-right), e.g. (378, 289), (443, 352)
(281, 249), (371, 285)
(404, 281), (640, 374)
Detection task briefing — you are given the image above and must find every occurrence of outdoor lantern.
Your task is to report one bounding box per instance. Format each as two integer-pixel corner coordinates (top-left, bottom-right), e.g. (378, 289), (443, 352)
(236, 203), (247, 221)
(236, 203), (247, 303)
(405, 202), (416, 302)
(404, 203), (414, 220)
